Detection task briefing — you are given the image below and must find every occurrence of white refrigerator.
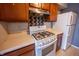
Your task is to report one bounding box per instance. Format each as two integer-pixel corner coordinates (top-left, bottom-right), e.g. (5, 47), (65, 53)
(53, 11), (77, 50)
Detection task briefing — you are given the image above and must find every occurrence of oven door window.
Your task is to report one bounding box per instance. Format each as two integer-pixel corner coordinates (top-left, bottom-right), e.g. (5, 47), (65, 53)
(42, 43), (54, 56)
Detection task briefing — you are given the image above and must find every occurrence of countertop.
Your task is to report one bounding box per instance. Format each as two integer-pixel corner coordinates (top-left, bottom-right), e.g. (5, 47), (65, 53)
(0, 31), (35, 55)
(0, 28), (63, 55)
(46, 28), (63, 35)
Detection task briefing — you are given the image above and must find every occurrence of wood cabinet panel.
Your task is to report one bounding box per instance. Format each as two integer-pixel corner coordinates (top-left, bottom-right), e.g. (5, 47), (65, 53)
(41, 3), (50, 11)
(0, 3), (59, 22)
(3, 44), (35, 56)
(49, 4), (59, 22)
(12, 3), (29, 21)
(0, 4), (13, 20)
(4, 4), (15, 20)
(20, 50), (35, 56)
(0, 3), (29, 22)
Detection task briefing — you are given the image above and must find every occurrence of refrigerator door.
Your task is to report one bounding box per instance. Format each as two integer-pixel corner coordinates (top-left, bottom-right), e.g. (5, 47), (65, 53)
(53, 12), (77, 30)
(61, 25), (75, 50)
(67, 12), (77, 25)
(66, 25), (75, 49)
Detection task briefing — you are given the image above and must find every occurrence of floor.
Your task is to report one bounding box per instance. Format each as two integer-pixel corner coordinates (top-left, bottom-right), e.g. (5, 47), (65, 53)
(56, 46), (79, 56)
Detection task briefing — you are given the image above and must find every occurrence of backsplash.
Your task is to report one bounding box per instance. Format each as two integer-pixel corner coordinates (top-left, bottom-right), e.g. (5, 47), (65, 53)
(7, 22), (28, 34)
(0, 22), (8, 32)
(0, 21), (52, 34)
(29, 10), (45, 26)
(44, 22), (52, 28)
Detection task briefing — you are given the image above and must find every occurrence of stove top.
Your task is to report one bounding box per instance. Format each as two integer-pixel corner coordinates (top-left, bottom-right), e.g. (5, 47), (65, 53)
(32, 31), (55, 40)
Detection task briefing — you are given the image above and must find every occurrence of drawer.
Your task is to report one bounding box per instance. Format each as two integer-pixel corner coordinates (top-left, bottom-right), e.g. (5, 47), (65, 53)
(3, 44), (35, 56)
(20, 49), (35, 56)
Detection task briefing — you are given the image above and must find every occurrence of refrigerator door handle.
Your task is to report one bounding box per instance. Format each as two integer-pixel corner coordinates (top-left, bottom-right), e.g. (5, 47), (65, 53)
(68, 27), (71, 36)
(70, 15), (73, 25)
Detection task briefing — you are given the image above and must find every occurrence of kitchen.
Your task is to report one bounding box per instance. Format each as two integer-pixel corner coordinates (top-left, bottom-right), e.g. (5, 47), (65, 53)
(0, 3), (79, 56)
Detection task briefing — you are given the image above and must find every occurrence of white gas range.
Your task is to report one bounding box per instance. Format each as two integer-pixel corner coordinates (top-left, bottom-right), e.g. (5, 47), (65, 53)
(29, 25), (57, 56)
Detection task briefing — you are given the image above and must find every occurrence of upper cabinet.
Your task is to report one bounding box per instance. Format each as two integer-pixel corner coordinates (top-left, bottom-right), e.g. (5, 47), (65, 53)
(49, 4), (59, 22)
(0, 3), (59, 22)
(12, 3), (29, 22)
(41, 3), (50, 11)
(0, 3), (29, 22)
(29, 3), (59, 22)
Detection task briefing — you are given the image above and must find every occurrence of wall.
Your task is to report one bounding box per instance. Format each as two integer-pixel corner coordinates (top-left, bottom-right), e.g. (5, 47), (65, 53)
(0, 22), (8, 32)
(0, 21), (52, 34)
(61, 3), (79, 47)
(7, 22), (52, 34)
(73, 17), (79, 47)
(7, 22), (28, 34)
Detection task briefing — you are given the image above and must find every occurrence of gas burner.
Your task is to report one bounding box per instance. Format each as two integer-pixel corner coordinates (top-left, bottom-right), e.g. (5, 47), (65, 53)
(32, 31), (55, 40)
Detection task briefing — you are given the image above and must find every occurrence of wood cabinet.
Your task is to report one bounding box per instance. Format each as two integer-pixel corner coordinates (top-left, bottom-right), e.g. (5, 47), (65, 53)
(49, 4), (59, 22)
(41, 3), (50, 11)
(0, 3), (29, 22)
(12, 3), (29, 22)
(0, 3), (59, 22)
(0, 4), (10, 21)
(56, 33), (63, 51)
(3, 44), (35, 56)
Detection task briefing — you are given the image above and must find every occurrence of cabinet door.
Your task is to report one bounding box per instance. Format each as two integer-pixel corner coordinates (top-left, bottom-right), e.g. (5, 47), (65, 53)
(0, 4), (14, 21)
(12, 3), (29, 22)
(49, 4), (59, 22)
(29, 3), (42, 9)
(41, 3), (50, 11)
(0, 3), (29, 22)
(0, 4), (5, 20)
(5, 4), (15, 21)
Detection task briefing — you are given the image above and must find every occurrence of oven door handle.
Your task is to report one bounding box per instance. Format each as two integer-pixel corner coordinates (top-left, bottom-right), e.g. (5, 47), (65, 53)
(41, 39), (57, 49)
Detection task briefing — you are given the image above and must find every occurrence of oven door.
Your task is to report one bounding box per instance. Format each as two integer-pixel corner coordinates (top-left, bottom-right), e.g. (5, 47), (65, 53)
(42, 39), (57, 56)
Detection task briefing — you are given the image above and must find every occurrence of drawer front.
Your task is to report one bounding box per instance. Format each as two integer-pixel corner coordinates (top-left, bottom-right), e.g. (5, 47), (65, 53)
(20, 50), (35, 56)
(4, 44), (35, 56)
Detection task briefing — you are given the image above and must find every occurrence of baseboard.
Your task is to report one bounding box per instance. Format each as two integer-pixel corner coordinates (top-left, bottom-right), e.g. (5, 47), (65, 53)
(71, 45), (79, 49)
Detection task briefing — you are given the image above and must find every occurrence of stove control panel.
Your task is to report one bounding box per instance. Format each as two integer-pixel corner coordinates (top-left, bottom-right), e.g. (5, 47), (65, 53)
(35, 35), (56, 47)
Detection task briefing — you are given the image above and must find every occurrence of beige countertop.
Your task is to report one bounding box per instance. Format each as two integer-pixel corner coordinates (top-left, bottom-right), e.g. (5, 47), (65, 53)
(0, 31), (35, 55)
(0, 28), (63, 55)
(46, 28), (63, 35)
